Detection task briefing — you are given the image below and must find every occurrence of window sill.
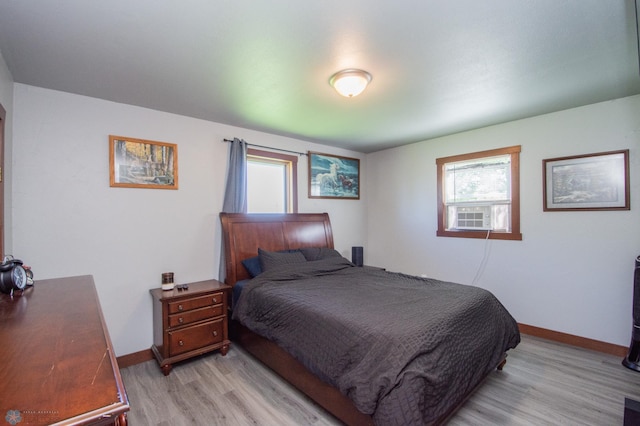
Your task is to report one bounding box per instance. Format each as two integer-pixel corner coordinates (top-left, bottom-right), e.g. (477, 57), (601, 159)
(436, 229), (522, 241)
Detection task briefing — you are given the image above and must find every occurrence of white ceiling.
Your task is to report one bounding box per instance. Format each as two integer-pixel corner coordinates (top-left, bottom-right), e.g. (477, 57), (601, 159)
(0, 1), (638, 153)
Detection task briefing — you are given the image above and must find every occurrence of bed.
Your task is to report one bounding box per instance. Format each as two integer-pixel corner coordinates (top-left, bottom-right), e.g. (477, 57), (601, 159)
(220, 212), (520, 425)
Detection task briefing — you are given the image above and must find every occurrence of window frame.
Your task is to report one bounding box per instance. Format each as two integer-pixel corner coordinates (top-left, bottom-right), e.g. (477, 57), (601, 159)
(247, 148), (298, 213)
(436, 145), (522, 241)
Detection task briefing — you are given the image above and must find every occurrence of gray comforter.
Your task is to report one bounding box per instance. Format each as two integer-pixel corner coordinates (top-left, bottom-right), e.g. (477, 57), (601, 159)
(233, 257), (520, 425)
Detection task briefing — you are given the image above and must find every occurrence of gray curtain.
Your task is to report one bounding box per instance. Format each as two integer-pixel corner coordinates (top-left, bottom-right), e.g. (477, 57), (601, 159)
(219, 138), (248, 281)
(222, 138), (248, 213)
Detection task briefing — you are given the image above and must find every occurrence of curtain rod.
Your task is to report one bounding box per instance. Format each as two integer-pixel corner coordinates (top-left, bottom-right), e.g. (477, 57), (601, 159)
(222, 139), (307, 156)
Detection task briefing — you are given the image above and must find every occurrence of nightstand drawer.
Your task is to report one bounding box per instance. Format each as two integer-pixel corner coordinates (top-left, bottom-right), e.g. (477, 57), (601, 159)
(168, 318), (225, 356)
(168, 291), (224, 314)
(168, 305), (223, 328)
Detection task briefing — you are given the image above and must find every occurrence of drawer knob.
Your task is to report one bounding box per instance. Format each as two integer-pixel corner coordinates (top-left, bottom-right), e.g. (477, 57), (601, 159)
(178, 304), (183, 311)
(178, 340), (184, 346)
(212, 331), (218, 337)
(212, 297), (218, 304)
(178, 317), (184, 324)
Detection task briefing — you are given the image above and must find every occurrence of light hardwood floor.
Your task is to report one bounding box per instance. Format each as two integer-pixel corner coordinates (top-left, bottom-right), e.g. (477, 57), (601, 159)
(120, 335), (640, 425)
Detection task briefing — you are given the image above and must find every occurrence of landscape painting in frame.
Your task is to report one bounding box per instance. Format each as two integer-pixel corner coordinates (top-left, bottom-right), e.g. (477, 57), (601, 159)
(543, 149), (629, 211)
(109, 135), (178, 189)
(308, 151), (360, 199)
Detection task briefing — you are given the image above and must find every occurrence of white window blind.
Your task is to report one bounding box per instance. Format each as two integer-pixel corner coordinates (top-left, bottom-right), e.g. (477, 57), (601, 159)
(445, 155), (511, 204)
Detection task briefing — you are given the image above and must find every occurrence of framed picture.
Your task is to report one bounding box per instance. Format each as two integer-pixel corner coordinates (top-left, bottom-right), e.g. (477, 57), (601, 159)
(308, 151), (360, 199)
(543, 149), (629, 211)
(109, 135), (178, 189)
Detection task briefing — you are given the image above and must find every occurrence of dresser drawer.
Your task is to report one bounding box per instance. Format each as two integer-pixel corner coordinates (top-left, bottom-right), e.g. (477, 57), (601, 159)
(167, 291), (224, 314)
(168, 318), (225, 356)
(168, 305), (223, 328)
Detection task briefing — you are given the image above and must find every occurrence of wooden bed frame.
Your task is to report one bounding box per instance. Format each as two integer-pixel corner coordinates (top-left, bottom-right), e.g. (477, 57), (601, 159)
(219, 212), (506, 425)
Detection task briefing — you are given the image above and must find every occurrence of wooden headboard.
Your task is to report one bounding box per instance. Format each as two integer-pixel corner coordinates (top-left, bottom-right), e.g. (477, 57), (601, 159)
(220, 213), (334, 286)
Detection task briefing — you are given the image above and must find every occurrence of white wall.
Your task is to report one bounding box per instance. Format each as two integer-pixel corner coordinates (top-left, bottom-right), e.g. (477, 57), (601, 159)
(366, 95), (640, 347)
(11, 84), (367, 356)
(0, 50), (13, 253)
(11, 80), (638, 354)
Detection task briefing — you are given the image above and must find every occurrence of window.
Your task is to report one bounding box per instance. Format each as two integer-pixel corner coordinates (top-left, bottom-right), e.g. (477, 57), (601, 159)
(436, 145), (521, 240)
(247, 149), (298, 213)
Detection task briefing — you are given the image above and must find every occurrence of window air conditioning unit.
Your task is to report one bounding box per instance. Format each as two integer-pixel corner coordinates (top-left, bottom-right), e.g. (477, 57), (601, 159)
(455, 206), (492, 230)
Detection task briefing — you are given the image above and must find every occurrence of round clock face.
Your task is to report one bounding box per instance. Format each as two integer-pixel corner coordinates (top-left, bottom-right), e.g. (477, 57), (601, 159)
(12, 266), (27, 290)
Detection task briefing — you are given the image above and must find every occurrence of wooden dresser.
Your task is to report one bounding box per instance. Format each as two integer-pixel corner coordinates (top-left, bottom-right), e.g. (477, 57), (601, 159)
(150, 279), (230, 375)
(0, 275), (129, 425)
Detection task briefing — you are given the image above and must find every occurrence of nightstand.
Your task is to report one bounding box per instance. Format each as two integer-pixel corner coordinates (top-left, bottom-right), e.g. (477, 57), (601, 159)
(150, 279), (231, 375)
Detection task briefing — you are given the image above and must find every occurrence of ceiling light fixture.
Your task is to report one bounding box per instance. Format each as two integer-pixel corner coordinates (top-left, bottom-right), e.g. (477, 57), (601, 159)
(329, 69), (372, 98)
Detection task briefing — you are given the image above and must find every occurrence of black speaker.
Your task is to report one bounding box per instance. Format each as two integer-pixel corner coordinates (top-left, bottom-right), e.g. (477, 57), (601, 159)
(352, 246), (364, 267)
(623, 255), (640, 371)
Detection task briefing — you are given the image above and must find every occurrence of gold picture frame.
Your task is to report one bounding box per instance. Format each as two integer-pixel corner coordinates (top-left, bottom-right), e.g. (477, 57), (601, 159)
(109, 135), (178, 189)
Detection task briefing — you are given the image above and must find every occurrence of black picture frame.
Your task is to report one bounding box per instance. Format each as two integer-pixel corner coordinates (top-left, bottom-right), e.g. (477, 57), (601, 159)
(543, 149), (629, 211)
